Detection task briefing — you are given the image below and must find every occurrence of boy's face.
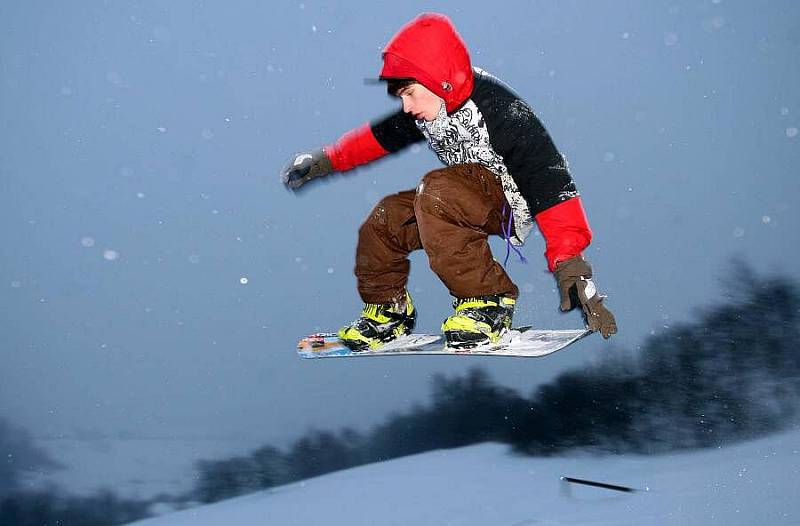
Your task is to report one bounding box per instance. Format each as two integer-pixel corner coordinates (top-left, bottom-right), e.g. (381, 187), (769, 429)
(396, 83), (443, 122)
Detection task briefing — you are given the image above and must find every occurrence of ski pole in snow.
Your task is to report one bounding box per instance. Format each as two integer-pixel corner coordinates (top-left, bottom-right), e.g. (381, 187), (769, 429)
(560, 476), (637, 493)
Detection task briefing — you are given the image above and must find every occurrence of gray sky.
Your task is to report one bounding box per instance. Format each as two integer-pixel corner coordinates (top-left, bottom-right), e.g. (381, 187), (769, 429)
(1, 0), (799, 450)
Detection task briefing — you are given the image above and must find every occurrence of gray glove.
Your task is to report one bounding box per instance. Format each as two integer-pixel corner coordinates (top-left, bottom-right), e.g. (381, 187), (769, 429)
(280, 149), (333, 190)
(554, 255), (618, 339)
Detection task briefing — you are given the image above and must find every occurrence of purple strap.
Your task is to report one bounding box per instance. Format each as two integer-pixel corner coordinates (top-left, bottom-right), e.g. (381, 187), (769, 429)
(502, 204), (528, 267)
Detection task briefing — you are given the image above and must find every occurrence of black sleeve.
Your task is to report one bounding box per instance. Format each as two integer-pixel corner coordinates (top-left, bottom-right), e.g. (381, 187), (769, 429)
(473, 71), (578, 216)
(370, 109), (426, 153)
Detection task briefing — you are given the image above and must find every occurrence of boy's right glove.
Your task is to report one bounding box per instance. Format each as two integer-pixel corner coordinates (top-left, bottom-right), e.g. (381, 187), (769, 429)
(280, 149), (333, 190)
(554, 255), (618, 339)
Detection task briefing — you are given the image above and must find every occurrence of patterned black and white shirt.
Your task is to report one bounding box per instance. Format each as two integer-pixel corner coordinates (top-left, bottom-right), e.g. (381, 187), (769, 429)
(371, 67), (579, 245)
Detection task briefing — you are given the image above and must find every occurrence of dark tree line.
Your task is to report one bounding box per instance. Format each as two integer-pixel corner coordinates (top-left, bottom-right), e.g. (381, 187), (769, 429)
(509, 267), (800, 455)
(0, 490), (150, 526)
(0, 418), (60, 496)
(0, 419), (183, 526)
(0, 416), (152, 525)
(194, 267), (800, 503)
(193, 368), (521, 503)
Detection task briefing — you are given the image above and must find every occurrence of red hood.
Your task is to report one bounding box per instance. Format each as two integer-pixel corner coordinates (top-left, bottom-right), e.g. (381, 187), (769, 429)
(380, 13), (474, 113)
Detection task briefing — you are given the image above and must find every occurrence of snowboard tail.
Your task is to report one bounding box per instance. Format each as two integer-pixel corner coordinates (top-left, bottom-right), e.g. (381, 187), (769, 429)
(296, 327), (592, 359)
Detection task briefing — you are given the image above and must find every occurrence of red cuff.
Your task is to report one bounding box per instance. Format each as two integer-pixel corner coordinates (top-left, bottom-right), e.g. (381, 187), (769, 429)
(534, 197), (593, 272)
(324, 123), (388, 172)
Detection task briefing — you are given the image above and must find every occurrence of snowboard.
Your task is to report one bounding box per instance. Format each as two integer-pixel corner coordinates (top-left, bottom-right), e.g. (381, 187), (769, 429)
(296, 326), (592, 359)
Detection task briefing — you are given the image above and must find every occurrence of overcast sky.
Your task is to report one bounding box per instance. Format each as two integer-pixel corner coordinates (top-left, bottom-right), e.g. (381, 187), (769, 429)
(1, 0), (798, 451)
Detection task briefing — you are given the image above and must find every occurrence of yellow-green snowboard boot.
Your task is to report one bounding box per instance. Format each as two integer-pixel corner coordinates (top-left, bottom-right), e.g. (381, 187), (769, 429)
(442, 295), (515, 348)
(338, 291), (416, 351)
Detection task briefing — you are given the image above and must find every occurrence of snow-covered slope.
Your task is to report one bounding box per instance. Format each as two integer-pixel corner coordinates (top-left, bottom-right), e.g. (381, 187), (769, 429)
(129, 430), (800, 525)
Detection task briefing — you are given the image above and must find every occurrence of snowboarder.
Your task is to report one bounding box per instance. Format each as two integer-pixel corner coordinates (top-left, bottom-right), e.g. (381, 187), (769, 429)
(281, 12), (617, 350)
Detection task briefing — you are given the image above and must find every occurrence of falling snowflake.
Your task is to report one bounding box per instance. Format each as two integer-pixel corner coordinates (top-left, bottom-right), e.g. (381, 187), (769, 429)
(106, 72), (122, 85)
(240, 277), (249, 285)
(103, 249), (119, 261)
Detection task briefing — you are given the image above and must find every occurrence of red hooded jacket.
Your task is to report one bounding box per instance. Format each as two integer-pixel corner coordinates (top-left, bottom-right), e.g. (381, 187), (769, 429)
(380, 13), (474, 113)
(323, 13), (591, 272)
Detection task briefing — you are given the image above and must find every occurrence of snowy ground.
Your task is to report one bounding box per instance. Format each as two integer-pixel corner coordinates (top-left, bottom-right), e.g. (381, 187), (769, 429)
(129, 429), (800, 526)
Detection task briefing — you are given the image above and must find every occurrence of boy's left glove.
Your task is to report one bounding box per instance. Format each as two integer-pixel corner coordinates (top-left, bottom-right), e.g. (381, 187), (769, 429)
(554, 255), (618, 339)
(280, 149), (333, 190)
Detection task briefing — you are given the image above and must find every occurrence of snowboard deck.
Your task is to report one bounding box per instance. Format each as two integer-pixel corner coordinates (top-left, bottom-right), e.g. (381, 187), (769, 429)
(296, 326), (592, 359)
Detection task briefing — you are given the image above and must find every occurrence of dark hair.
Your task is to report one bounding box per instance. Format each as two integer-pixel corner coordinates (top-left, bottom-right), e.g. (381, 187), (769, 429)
(385, 77), (417, 97)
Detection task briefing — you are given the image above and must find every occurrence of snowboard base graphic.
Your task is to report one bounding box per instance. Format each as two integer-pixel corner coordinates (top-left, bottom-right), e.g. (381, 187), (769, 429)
(296, 326), (592, 359)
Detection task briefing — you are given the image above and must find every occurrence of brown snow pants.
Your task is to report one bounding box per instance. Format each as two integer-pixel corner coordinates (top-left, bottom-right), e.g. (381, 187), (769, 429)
(355, 163), (519, 304)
